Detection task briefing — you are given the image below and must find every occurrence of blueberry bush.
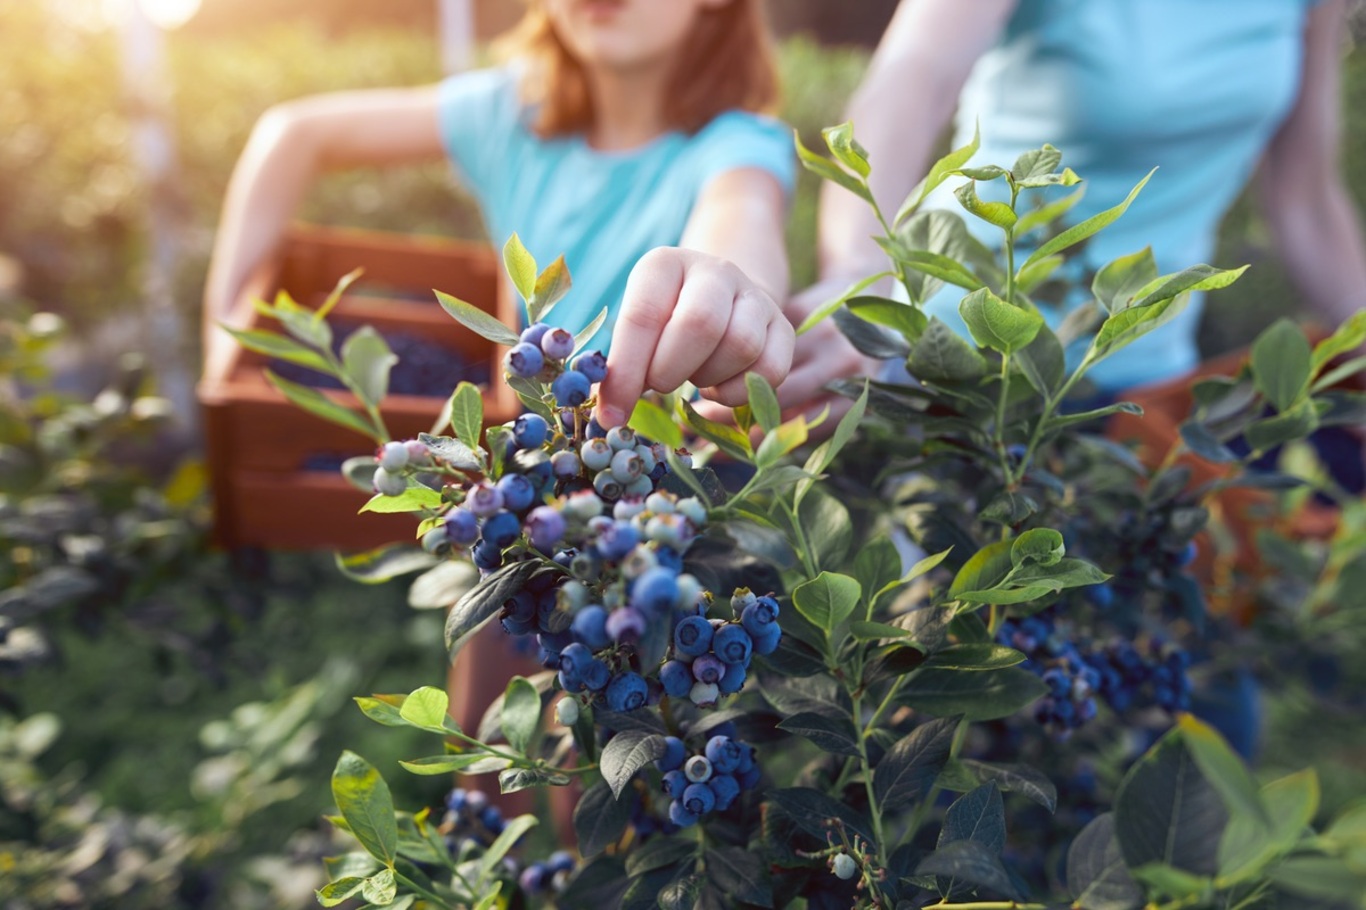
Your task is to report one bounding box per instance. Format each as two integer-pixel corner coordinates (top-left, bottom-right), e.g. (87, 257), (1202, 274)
(238, 134), (1366, 909)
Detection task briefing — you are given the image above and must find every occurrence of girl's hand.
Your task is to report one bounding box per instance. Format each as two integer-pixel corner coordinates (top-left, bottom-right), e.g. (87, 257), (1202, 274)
(595, 247), (795, 429)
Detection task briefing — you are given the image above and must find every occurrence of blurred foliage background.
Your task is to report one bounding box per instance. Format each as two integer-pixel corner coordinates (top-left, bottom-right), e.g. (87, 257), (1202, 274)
(1, 2), (1365, 907)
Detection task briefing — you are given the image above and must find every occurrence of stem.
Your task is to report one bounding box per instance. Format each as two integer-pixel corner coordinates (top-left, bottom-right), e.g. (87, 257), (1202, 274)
(779, 497), (820, 577)
(395, 870), (457, 908)
(924, 902), (1047, 910)
(995, 353), (1014, 484)
(851, 689), (890, 869)
(1016, 353), (1094, 476)
(904, 719), (968, 846)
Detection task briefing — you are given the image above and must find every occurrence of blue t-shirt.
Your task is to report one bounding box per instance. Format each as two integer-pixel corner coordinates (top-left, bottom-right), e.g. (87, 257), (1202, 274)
(436, 67), (796, 353)
(923, 0), (1317, 391)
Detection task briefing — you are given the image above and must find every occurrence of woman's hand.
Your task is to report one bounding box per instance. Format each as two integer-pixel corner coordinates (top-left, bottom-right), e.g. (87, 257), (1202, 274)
(594, 248), (795, 429)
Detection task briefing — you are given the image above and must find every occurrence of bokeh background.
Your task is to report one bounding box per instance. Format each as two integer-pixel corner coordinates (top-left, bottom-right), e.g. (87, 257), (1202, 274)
(2, 1), (1365, 907)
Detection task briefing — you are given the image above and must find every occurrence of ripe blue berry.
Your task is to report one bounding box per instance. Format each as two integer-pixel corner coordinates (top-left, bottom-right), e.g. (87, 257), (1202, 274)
(496, 473), (536, 512)
(682, 782), (716, 816)
(540, 327), (575, 361)
(660, 660), (693, 698)
(552, 370), (591, 408)
(750, 621), (782, 656)
(673, 615), (714, 658)
(572, 350), (607, 383)
(716, 660), (747, 695)
(632, 567), (679, 615)
(519, 865), (546, 894)
(596, 521), (640, 560)
(481, 510), (521, 548)
(581, 658), (611, 692)
(526, 505), (566, 550)
(605, 606), (647, 643)
(559, 642), (592, 677)
(512, 413), (549, 449)
(373, 467), (407, 497)
(605, 671), (648, 712)
(692, 654), (726, 685)
(580, 438), (613, 472)
(378, 440), (409, 471)
(466, 482), (504, 517)
(548, 851), (575, 875)
(661, 769), (687, 799)
(505, 342), (545, 379)
(656, 736), (686, 772)
(472, 538), (502, 570)
(571, 605), (610, 649)
(624, 475), (653, 497)
(705, 736), (743, 774)
(712, 625), (753, 666)
(668, 800), (698, 828)
(521, 322), (551, 346)
(709, 773), (740, 811)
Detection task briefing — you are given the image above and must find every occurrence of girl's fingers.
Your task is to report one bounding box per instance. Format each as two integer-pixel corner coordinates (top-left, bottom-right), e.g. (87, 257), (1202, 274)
(688, 289), (776, 389)
(646, 269), (734, 394)
(595, 249), (686, 428)
(700, 312), (795, 407)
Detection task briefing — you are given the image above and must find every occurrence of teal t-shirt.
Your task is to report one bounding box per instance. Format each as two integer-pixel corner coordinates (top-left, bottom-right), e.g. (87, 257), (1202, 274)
(436, 67), (796, 353)
(923, 0), (1317, 391)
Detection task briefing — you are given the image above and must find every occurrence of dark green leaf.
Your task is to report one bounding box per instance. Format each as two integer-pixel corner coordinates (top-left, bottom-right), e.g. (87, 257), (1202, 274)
(960, 760), (1057, 812)
(1114, 729), (1228, 876)
(777, 710), (861, 756)
(978, 492), (1039, 526)
(792, 572), (861, 633)
(1021, 169), (1155, 271)
(1218, 769), (1318, 886)
(1177, 715), (1268, 828)
(264, 369), (376, 440)
(1067, 813), (1145, 910)
(340, 325), (397, 407)
(924, 644), (1026, 671)
(626, 837), (697, 878)
(959, 288), (1042, 355)
(939, 784), (1005, 855)
(873, 716), (960, 811)
(600, 731), (667, 799)
(1245, 401), (1319, 453)
(445, 560), (545, 659)
(1011, 528), (1064, 567)
(1250, 318), (1312, 412)
(1092, 247), (1158, 313)
(499, 766), (570, 793)
(916, 839), (1017, 898)
(1015, 323), (1065, 395)
(949, 540), (1015, 599)
(902, 667), (1047, 721)
(706, 846), (774, 907)
(502, 676), (540, 753)
(847, 296), (929, 340)
(331, 751), (398, 865)
(334, 545), (437, 584)
(1091, 295), (1187, 357)
(833, 307), (912, 359)
(1179, 422), (1238, 464)
(767, 787), (873, 842)
(796, 485), (853, 571)
(908, 318), (991, 383)
(680, 399), (752, 461)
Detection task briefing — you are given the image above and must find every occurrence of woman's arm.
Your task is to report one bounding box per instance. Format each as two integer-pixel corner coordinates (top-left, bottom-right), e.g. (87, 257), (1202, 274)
(595, 168), (792, 428)
(202, 86), (447, 376)
(1258, 0), (1366, 331)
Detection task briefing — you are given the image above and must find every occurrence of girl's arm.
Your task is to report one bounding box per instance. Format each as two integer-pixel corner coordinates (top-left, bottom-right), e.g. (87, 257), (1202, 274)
(595, 167), (792, 428)
(1258, 0), (1366, 332)
(779, 0), (1017, 421)
(202, 86), (447, 376)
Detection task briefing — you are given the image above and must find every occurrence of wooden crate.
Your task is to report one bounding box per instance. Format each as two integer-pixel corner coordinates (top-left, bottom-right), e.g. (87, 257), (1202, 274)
(198, 224), (520, 551)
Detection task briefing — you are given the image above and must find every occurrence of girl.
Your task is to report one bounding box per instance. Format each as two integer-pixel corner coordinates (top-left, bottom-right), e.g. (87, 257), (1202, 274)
(203, 0), (797, 430)
(202, 0), (797, 791)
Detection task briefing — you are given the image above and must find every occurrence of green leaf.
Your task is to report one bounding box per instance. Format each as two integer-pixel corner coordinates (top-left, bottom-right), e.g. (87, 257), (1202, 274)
(1021, 168), (1155, 271)
(849, 620), (914, 641)
(908, 317), (991, 383)
(795, 271), (892, 335)
(776, 710), (861, 756)
(706, 846), (774, 908)
(418, 432), (482, 472)
(897, 123), (981, 224)
(399, 686), (456, 735)
(1269, 855), (1366, 903)
(1130, 864), (1210, 900)
(745, 373), (782, 433)
(954, 181), (1017, 229)
(880, 244), (987, 294)
(397, 753), (496, 775)
(679, 399), (752, 461)
(1017, 166), (1081, 189)
(1011, 528), (1064, 567)
(1013, 185), (1086, 238)
(1114, 728), (1228, 876)
(949, 540), (1015, 599)
(1251, 318), (1312, 412)
(853, 537), (903, 607)
(1245, 400), (1319, 453)
(1044, 401), (1143, 433)
(500, 766), (570, 793)
(360, 485), (443, 514)
(903, 667), (1048, 720)
(767, 787), (874, 843)
(360, 868), (397, 905)
(445, 560), (545, 659)
(1092, 247), (1158, 313)
(263, 369), (377, 440)
(317, 877), (366, 907)
(221, 326), (332, 373)
(530, 254), (572, 323)
(354, 694), (407, 727)
(939, 783), (1005, 854)
(502, 232), (537, 303)
(478, 815), (538, 882)
(573, 307), (609, 354)
(1015, 324), (1065, 396)
(916, 839), (1018, 899)
(958, 288), (1043, 355)
(435, 290), (520, 347)
(628, 397), (683, 450)
(924, 643), (1026, 671)
(449, 382), (484, 449)
(1015, 253), (1064, 295)
(833, 307), (912, 359)
(340, 325), (397, 407)
(873, 716), (960, 811)
(822, 121), (870, 178)
(792, 571), (862, 633)
(754, 415), (809, 470)
(501, 676), (540, 753)
(1010, 145), (1063, 181)
(315, 267), (364, 322)
(1311, 308), (1366, 373)
(1128, 263), (1248, 311)
(1177, 714), (1268, 828)
(600, 731), (667, 799)
(334, 545), (437, 584)
(1091, 294), (1187, 357)
(1067, 813), (1145, 910)
(794, 129), (871, 202)
(1217, 769), (1319, 886)
(960, 760), (1057, 813)
(846, 296), (929, 339)
(331, 751), (398, 865)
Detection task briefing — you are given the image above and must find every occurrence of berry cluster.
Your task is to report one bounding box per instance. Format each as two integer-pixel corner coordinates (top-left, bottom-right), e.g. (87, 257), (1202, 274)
(654, 733), (760, 828)
(504, 322), (607, 410)
(999, 611), (1192, 739)
(440, 787), (509, 855)
(658, 590), (783, 708)
(517, 850), (577, 897)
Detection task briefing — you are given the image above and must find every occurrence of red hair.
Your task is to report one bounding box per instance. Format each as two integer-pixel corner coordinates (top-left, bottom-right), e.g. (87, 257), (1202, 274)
(497, 1), (779, 137)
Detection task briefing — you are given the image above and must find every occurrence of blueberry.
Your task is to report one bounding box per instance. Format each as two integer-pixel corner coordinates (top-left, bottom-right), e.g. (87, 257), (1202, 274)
(605, 671), (648, 712)
(673, 615), (715, 658)
(521, 322), (551, 346)
(597, 521), (640, 560)
(668, 799), (699, 828)
(705, 736), (743, 774)
(592, 469), (623, 501)
(660, 660), (694, 698)
(405, 439), (432, 466)
(472, 538), (502, 570)
(481, 510), (521, 548)
(372, 467), (407, 497)
(684, 755), (713, 783)
(519, 864), (547, 894)
(526, 505), (566, 550)
(682, 782), (716, 816)
(540, 327), (575, 361)
(551, 450), (581, 477)
(662, 769), (687, 799)
(633, 444), (657, 475)
(466, 482), (504, 517)
(609, 448), (644, 483)
(632, 568), (679, 615)
(571, 605), (610, 649)
(512, 413), (549, 449)
(712, 625), (753, 666)
(716, 660), (747, 695)
(708, 773), (740, 811)
(692, 654), (726, 684)
(496, 473), (536, 512)
(558, 667), (585, 693)
(832, 852), (857, 880)
(479, 804), (504, 833)
(606, 607), (647, 643)
(378, 440), (409, 472)
(548, 851), (575, 875)
(552, 370), (591, 408)
(572, 350), (607, 383)
(581, 658), (611, 692)
(750, 621), (782, 656)
(606, 426), (637, 451)
(655, 736), (686, 772)
(505, 342), (545, 379)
